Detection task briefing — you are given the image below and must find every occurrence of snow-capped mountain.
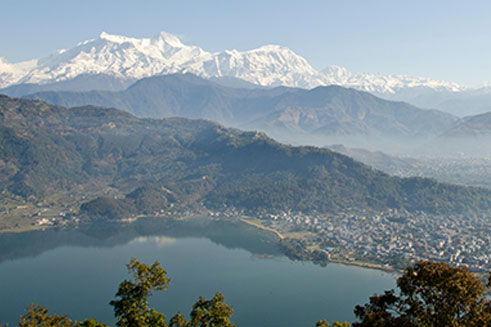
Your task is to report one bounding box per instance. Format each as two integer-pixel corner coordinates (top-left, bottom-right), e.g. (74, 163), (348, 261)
(13, 32), (211, 86)
(0, 32), (325, 89)
(187, 45), (326, 88)
(321, 65), (463, 94)
(0, 57), (37, 88)
(0, 31), (466, 94)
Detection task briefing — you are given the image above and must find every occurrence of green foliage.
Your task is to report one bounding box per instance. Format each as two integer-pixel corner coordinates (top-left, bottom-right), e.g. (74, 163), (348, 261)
(187, 292), (235, 327)
(76, 319), (108, 327)
(169, 313), (188, 327)
(2, 95), (491, 221)
(279, 238), (329, 266)
(18, 304), (77, 327)
(278, 238), (309, 261)
(126, 184), (175, 214)
(169, 292), (235, 327)
(79, 185), (175, 220)
(316, 320), (350, 327)
(353, 260), (491, 327)
(110, 258), (170, 327)
(6, 258), (237, 327)
(3, 258), (489, 327)
(79, 197), (136, 221)
(316, 321), (330, 327)
(108, 260), (236, 327)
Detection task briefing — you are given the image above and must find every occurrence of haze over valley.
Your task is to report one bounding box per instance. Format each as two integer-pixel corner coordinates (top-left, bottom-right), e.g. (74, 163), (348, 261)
(1, 2), (491, 326)
(3, 31), (491, 156)
(2, 28), (491, 276)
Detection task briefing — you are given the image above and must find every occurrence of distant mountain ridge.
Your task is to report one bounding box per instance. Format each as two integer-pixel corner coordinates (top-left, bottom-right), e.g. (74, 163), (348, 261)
(24, 73), (458, 151)
(322, 65), (462, 94)
(2, 95), (491, 218)
(443, 111), (491, 137)
(0, 31), (465, 96)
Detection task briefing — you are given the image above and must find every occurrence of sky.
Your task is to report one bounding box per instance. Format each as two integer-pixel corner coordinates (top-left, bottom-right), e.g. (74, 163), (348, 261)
(1, 0), (490, 87)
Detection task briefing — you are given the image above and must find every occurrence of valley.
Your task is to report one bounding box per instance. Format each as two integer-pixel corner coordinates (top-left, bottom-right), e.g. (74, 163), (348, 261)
(1, 95), (490, 275)
(328, 145), (491, 189)
(3, 4), (491, 326)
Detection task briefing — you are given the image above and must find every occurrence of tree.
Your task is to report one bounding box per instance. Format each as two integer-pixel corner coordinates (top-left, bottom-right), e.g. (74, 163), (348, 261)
(169, 292), (236, 327)
(17, 304), (77, 327)
(109, 258), (170, 327)
(169, 313), (188, 327)
(315, 320), (350, 327)
(6, 259), (236, 327)
(187, 292), (235, 327)
(353, 260), (491, 327)
(76, 319), (109, 327)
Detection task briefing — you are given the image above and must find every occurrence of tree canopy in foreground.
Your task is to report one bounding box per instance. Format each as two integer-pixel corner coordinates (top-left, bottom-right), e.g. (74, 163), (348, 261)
(351, 260), (491, 327)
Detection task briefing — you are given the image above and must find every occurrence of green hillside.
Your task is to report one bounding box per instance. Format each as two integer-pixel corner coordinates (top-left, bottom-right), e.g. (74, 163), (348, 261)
(1, 95), (490, 221)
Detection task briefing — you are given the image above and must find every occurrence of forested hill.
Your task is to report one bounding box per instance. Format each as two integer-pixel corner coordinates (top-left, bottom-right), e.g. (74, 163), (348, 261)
(1, 95), (490, 219)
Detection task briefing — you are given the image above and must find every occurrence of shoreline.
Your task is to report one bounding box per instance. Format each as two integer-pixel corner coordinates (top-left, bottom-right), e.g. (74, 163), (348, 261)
(329, 259), (401, 274)
(0, 225), (55, 234)
(0, 215), (400, 274)
(0, 215), (481, 278)
(235, 217), (401, 274)
(238, 217), (285, 240)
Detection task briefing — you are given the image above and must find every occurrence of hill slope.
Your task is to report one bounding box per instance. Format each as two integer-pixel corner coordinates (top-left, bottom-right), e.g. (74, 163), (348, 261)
(418, 111), (491, 156)
(441, 111), (491, 137)
(1, 95), (490, 219)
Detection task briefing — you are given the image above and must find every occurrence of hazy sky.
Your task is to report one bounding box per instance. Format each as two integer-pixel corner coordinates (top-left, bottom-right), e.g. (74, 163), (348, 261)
(2, 0), (490, 86)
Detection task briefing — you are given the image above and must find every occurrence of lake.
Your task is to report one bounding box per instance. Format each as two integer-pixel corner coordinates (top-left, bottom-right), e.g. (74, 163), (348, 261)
(0, 218), (396, 326)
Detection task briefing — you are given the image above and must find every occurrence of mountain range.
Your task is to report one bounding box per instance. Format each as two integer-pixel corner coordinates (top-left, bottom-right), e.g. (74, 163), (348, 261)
(0, 31), (470, 100)
(22, 73), (461, 152)
(2, 95), (491, 219)
(443, 111), (491, 136)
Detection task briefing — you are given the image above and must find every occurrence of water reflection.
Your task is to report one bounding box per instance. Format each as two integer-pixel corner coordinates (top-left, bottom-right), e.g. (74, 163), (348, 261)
(0, 217), (396, 327)
(135, 236), (177, 247)
(0, 217), (282, 263)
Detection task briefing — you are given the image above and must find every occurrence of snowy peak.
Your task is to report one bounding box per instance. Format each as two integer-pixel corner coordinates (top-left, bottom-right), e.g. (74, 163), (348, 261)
(250, 44), (288, 52)
(198, 44), (322, 87)
(322, 65), (351, 77)
(15, 31), (212, 85)
(97, 31), (186, 49)
(321, 65), (463, 94)
(1, 31), (324, 88)
(152, 31), (185, 47)
(98, 31), (135, 44)
(0, 31), (467, 94)
(0, 57), (37, 88)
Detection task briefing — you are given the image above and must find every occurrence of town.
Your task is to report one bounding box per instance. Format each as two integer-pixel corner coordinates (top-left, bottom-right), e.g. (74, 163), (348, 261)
(251, 207), (491, 272)
(23, 201), (491, 273)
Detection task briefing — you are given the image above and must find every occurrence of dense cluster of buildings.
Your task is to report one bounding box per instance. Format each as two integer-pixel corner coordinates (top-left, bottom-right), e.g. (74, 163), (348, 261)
(26, 201), (491, 273)
(257, 208), (491, 272)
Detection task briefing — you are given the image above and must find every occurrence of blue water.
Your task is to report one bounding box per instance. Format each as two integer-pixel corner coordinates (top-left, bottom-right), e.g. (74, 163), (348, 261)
(0, 218), (396, 326)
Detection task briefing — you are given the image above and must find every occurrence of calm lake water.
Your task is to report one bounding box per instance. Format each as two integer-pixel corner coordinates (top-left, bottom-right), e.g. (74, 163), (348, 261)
(0, 218), (396, 326)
